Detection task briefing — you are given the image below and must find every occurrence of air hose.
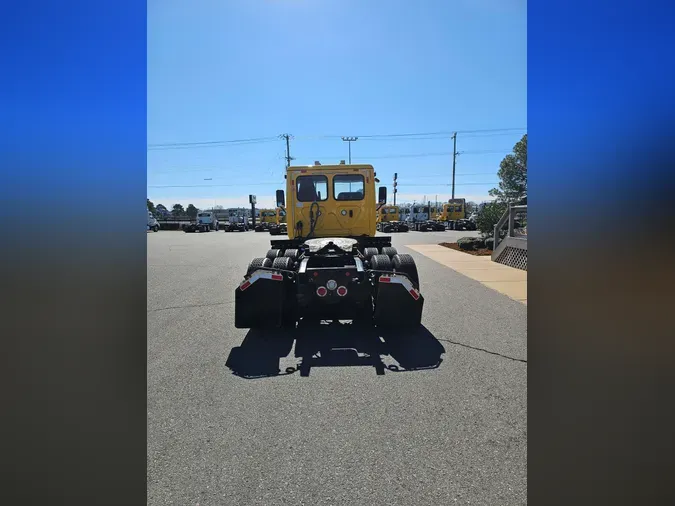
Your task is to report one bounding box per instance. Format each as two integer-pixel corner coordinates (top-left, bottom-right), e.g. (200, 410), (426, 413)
(307, 201), (320, 239)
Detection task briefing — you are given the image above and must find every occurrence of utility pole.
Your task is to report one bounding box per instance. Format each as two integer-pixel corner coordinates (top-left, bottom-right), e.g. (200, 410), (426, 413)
(341, 136), (358, 164)
(393, 172), (398, 205)
(280, 133), (294, 168)
(451, 132), (457, 200)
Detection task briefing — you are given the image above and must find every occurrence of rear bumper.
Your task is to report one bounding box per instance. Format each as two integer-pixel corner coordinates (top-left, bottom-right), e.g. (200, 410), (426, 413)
(234, 268), (423, 328)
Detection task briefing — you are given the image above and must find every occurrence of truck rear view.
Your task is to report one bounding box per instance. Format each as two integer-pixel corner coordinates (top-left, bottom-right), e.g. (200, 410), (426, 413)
(233, 162), (424, 329)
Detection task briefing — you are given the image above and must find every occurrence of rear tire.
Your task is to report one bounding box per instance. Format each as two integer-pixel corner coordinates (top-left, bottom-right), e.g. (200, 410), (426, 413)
(272, 256), (294, 271)
(381, 246), (397, 258)
(283, 248), (299, 260)
(247, 257), (272, 275)
(392, 254), (420, 288)
(266, 249), (281, 260)
(370, 254), (392, 271)
(363, 247), (379, 259)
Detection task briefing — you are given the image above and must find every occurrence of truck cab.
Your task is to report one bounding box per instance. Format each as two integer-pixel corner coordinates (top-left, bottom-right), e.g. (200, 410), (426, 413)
(197, 211), (219, 231)
(255, 209), (277, 232)
(282, 162), (381, 239)
(377, 205), (400, 223)
(439, 199), (466, 221)
(410, 205), (429, 222)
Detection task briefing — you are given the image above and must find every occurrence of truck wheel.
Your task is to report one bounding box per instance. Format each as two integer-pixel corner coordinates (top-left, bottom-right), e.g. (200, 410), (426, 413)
(153, 225), (159, 232)
(266, 249), (281, 260)
(392, 254), (420, 289)
(363, 247), (379, 259)
(283, 248), (299, 260)
(247, 257), (272, 275)
(370, 254), (392, 272)
(272, 256), (294, 271)
(383, 225), (393, 233)
(381, 246), (397, 258)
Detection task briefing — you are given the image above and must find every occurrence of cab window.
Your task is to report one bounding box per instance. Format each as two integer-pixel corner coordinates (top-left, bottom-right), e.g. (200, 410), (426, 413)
(296, 175), (328, 202)
(333, 174), (365, 201)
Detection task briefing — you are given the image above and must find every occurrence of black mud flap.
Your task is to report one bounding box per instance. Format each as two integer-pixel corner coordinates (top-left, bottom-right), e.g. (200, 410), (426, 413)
(373, 274), (424, 328)
(234, 270), (286, 328)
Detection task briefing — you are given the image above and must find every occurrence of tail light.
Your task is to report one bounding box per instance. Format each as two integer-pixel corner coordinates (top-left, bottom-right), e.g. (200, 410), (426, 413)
(316, 286), (328, 297)
(337, 286), (348, 297)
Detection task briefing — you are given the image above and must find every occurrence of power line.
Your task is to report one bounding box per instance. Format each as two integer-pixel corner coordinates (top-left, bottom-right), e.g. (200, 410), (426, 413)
(147, 136), (279, 150)
(356, 132), (525, 141)
(399, 182), (496, 187)
(148, 182), (279, 188)
(148, 128), (526, 150)
(291, 149), (513, 160)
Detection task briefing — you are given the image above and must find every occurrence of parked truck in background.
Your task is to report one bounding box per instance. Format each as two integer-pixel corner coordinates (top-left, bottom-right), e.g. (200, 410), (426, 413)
(184, 211), (219, 233)
(255, 209), (277, 232)
(376, 205), (409, 232)
(268, 206), (288, 236)
(148, 211), (160, 232)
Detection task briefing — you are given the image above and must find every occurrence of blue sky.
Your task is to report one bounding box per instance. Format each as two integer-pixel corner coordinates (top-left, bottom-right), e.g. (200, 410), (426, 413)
(148, 0), (526, 210)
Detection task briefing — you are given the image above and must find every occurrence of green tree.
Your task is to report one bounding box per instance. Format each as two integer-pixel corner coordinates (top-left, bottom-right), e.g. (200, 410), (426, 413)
(186, 204), (198, 218)
(489, 134), (527, 204)
(476, 201), (507, 237)
(147, 198), (156, 213)
(172, 203), (185, 216)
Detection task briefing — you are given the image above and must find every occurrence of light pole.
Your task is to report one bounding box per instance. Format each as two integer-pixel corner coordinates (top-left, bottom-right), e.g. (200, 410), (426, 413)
(341, 136), (358, 164)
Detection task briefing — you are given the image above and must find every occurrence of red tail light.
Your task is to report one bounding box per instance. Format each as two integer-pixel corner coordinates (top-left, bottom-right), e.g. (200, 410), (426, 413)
(379, 277), (391, 283)
(337, 286), (348, 297)
(316, 286), (328, 297)
(345, 271), (351, 277)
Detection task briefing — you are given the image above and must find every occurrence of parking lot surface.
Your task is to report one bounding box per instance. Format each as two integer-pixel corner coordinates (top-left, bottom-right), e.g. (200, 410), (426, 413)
(147, 229), (527, 505)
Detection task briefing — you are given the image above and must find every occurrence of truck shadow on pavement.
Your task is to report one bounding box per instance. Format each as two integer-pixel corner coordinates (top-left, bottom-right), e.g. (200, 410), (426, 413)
(225, 321), (445, 379)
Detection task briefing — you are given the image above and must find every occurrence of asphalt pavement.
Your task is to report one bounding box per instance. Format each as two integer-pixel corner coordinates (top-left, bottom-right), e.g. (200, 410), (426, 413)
(147, 229), (527, 506)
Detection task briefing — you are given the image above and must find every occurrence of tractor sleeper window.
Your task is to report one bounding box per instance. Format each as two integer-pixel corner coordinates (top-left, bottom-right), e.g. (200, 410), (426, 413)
(333, 174), (365, 201)
(296, 175), (328, 202)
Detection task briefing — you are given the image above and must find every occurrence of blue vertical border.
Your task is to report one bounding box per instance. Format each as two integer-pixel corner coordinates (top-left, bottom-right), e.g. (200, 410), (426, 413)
(1, 1), (147, 505)
(529, 1), (675, 505)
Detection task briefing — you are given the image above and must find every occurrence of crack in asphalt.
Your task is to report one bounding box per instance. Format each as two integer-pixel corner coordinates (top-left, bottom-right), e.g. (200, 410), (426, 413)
(438, 338), (526, 363)
(148, 301), (233, 313)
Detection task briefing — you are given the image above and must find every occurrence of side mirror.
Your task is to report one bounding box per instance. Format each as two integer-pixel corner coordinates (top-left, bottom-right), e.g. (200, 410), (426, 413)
(378, 186), (387, 204)
(276, 189), (285, 207)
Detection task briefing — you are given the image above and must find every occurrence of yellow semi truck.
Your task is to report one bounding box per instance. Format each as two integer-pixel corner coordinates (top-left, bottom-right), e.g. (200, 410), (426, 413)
(437, 198), (476, 230)
(254, 209), (278, 232)
(234, 161), (424, 329)
(268, 206), (288, 235)
(376, 205), (409, 232)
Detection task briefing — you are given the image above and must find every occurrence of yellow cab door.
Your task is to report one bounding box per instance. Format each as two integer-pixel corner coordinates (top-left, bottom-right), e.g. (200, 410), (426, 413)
(289, 167), (373, 237)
